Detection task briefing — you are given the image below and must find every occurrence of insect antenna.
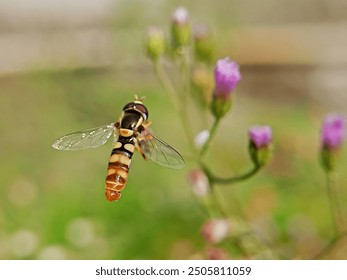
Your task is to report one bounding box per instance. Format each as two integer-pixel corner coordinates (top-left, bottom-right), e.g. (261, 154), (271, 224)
(134, 95), (146, 102)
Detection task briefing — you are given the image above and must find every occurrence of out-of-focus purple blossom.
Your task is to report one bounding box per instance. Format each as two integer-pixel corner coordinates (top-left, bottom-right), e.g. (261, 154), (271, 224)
(321, 114), (346, 150)
(248, 125), (272, 149)
(188, 169), (209, 197)
(213, 58), (241, 99)
(201, 219), (230, 244)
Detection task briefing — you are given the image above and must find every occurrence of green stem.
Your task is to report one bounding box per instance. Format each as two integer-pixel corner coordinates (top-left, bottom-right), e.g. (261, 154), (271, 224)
(209, 183), (228, 218)
(325, 171), (346, 234)
(153, 58), (178, 108)
(202, 163), (261, 185)
(313, 231), (347, 259)
(153, 58), (196, 154)
(199, 117), (220, 158)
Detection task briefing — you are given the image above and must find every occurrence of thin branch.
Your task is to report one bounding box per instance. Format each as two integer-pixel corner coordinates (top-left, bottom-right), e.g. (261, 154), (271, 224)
(325, 171), (346, 234)
(199, 117), (220, 158)
(201, 163), (261, 185)
(313, 232), (347, 259)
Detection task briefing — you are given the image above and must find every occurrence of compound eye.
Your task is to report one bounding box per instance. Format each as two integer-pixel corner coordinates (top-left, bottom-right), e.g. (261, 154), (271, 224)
(134, 104), (148, 118)
(122, 102), (135, 111)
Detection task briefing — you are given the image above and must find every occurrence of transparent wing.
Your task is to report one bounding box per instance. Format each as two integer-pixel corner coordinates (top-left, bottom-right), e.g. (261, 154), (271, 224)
(139, 129), (185, 169)
(52, 123), (116, 151)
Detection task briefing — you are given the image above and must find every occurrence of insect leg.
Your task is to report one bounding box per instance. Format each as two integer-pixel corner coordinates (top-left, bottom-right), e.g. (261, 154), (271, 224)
(142, 120), (152, 129)
(133, 136), (147, 160)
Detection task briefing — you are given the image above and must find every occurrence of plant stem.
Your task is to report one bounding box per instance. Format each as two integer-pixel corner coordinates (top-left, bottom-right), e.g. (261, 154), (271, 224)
(202, 163), (261, 185)
(153, 58), (196, 154)
(153, 58), (178, 108)
(325, 171), (346, 235)
(313, 232), (347, 259)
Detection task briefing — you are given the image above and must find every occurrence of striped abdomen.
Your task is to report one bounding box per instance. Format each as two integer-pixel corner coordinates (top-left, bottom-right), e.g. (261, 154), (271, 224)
(105, 136), (135, 202)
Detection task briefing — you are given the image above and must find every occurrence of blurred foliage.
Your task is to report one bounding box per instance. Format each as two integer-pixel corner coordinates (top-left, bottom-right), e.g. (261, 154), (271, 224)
(0, 0), (347, 260)
(0, 65), (345, 260)
(0, 69), (204, 259)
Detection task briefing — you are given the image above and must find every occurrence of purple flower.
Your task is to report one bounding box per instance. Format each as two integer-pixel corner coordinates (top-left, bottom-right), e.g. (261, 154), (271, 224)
(321, 114), (346, 150)
(213, 58), (241, 99)
(249, 125), (272, 149)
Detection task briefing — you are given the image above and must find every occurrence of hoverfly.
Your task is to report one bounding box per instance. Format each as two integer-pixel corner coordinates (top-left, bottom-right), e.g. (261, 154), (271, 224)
(52, 96), (185, 202)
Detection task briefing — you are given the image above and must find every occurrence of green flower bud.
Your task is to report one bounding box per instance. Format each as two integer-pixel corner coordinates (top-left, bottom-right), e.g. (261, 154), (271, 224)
(170, 7), (191, 50)
(248, 126), (273, 167)
(249, 144), (272, 167)
(191, 66), (214, 107)
(194, 24), (214, 64)
(210, 97), (232, 119)
(320, 148), (338, 172)
(145, 26), (165, 61)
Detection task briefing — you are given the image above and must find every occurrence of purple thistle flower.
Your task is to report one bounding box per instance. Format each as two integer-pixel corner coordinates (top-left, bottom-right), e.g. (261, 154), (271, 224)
(213, 58), (241, 99)
(248, 125), (272, 149)
(321, 114), (346, 150)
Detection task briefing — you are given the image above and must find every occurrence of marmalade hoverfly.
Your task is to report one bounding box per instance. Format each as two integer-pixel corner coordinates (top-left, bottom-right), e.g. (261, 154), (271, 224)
(52, 96), (185, 202)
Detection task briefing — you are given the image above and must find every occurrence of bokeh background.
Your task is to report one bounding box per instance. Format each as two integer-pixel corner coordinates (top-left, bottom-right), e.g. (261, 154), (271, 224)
(0, 0), (346, 259)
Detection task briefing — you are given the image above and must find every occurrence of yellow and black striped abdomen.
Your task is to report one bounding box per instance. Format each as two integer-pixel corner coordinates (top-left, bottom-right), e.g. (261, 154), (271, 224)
(105, 137), (135, 202)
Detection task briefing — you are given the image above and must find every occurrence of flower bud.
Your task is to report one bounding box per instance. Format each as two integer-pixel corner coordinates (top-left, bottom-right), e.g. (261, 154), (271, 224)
(205, 247), (228, 260)
(170, 7), (191, 50)
(320, 113), (346, 171)
(248, 125), (273, 167)
(191, 66), (214, 107)
(188, 169), (209, 197)
(145, 26), (165, 61)
(194, 130), (210, 149)
(194, 24), (214, 64)
(211, 58), (241, 119)
(201, 219), (230, 244)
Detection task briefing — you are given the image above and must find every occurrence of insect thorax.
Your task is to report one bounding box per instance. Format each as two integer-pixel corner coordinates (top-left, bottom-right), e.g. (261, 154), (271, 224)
(121, 111), (144, 130)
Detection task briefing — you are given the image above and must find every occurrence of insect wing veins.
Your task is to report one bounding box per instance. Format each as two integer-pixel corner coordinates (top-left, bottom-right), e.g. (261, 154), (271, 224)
(139, 129), (185, 169)
(52, 123), (116, 151)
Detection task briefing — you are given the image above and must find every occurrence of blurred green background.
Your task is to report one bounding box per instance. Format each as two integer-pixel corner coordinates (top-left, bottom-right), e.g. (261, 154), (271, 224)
(0, 0), (346, 259)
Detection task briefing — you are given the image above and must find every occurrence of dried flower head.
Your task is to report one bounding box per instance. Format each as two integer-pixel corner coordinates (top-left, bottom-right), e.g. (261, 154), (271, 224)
(321, 113), (346, 150)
